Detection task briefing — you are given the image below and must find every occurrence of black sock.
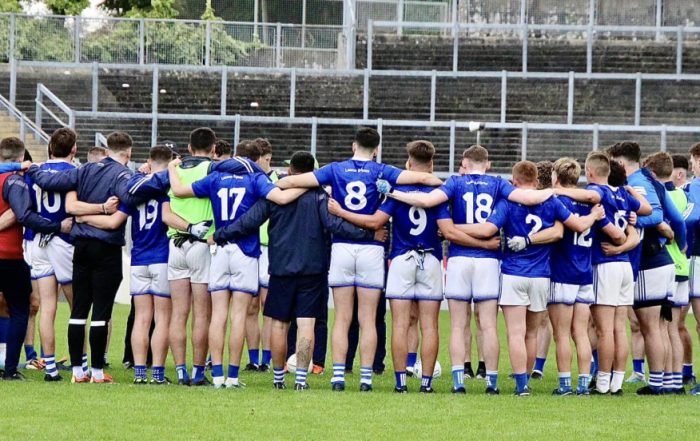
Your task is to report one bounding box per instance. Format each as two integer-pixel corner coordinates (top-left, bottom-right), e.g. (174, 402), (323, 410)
(464, 362), (473, 372)
(68, 323), (86, 367)
(89, 324), (109, 369)
(478, 361), (486, 372)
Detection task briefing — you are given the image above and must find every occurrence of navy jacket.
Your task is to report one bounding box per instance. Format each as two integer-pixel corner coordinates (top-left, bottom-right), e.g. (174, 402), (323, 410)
(27, 157), (138, 246)
(214, 188), (374, 277)
(2, 174), (62, 234)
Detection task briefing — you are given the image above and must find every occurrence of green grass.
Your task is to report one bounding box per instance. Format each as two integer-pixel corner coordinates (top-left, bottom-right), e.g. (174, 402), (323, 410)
(6, 303), (700, 440)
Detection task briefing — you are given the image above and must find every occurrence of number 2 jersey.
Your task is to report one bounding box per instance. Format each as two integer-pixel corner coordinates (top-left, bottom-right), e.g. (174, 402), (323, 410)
(438, 174), (515, 260)
(378, 184), (450, 260)
(192, 171), (276, 257)
(313, 159), (402, 246)
(25, 160), (76, 244)
(119, 195), (170, 266)
(487, 196), (573, 278)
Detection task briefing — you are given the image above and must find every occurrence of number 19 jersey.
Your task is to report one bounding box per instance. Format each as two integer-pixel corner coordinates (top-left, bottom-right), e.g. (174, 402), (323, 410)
(314, 159), (402, 245)
(439, 174), (515, 259)
(120, 195), (170, 266)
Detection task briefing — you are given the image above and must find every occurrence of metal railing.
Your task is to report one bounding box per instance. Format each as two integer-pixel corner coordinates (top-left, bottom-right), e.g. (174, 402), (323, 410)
(35, 83), (74, 129)
(0, 92), (48, 145)
(367, 19), (700, 73)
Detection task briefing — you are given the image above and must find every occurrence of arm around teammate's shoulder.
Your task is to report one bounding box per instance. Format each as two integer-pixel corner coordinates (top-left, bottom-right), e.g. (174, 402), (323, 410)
(213, 199), (271, 245)
(507, 188), (553, 206)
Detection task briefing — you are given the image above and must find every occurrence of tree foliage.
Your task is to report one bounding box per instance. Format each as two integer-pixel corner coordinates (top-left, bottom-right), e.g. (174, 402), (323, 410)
(45, 0), (90, 16)
(0, 0), (20, 13)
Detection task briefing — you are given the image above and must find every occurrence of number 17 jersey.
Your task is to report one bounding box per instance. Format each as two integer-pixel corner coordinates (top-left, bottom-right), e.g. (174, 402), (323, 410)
(439, 174), (515, 259)
(314, 159), (402, 246)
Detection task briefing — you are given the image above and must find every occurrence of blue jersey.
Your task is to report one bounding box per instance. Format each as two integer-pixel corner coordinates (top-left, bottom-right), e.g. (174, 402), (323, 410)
(313, 159), (402, 245)
(550, 196), (601, 285)
(439, 174), (515, 259)
(22, 174), (35, 241)
(378, 184), (450, 260)
(588, 184), (640, 266)
(121, 196), (169, 266)
(192, 171), (275, 257)
(26, 160), (76, 244)
(487, 196), (572, 278)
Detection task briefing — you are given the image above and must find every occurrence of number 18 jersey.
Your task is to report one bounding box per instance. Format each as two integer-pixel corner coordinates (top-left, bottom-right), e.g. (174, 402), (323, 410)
(439, 174), (515, 259)
(314, 159), (402, 245)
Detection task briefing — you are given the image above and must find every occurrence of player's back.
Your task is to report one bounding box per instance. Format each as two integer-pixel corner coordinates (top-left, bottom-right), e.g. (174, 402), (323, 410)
(125, 197), (169, 266)
(442, 173), (513, 259)
(167, 157), (213, 238)
(28, 160), (76, 242)
(550, 196), (594, 285)
(382, 184), (449, 260)
(589, 184), (636, 265)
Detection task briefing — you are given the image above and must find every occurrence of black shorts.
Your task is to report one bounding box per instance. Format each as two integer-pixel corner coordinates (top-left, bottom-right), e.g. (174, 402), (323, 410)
(264, 274), (326, 322)
(0, 259), (32, 299)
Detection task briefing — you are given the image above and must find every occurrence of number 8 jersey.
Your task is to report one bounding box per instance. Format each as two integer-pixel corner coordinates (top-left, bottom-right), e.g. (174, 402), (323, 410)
(314, 159), (402, 245)
(438, 174), (516, 259)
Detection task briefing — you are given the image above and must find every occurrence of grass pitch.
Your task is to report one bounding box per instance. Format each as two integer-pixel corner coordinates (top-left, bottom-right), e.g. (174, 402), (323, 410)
(5, 303), (700, 440)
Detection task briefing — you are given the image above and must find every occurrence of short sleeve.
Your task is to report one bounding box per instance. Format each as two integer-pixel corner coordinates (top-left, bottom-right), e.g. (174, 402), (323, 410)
(380, 164), (402, 185)
(157, 194), (170, 204)
(552, 197), (573, 222)
(313, 164), (334, 186)
(498, 179), (516, 200)
(434, 201), (451, 220)
(191, 173), (216, 199)
(626, 192), (642, 213)
(486, 199), (508, 229)
(378, 196), (397, 216)
(438, 176), (457, 199)
(255, 173), (277, 199)
(118, 202), (133, 216)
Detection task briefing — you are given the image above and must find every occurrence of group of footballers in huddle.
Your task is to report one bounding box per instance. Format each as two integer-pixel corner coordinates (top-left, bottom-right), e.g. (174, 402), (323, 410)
(2, 123), (700, 397)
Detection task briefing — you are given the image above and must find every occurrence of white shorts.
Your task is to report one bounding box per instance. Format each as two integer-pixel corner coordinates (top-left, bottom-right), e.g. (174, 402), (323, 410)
(259, 245), (270, 288)
(23, 239), (33, 267)
(593, 262), (634, 306)
(328, 243), (385, 290)
(635, 264), (675, 307)
(689, 256), (700, 299)
(385, 251), (443, 302)
(167, 239), (211, 284)
(131, 263), (169, 297)
(31, 235), (74, 284)
(672, 280), (690, 307)
(209, 243), (259, 295)
(499, 274), (549, 312)
(549, 282), (594, 305)
(444, 256), (500, 302)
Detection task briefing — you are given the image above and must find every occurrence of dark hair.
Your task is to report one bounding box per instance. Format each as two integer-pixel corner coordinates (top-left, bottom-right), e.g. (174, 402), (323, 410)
(643, 152), (673, 180)
(0, 137), (25, 161)
(254, 138), (272, 156)
(189, 127), (216, 153)
(150, 145), (175, 164)
(690, 142), (700, 158)
(536, 160), (553, 189)
(214, 139), (232, 159)
(512, 160), (538, 185)
(672, 154), (689, 171)
(354, 127), (380, 150)
(462, 145), (489, 163)
(406, 140), (435, 164)
(235, 140), (262, 161)
(607, 141), (641, 164)
(289, 151), (316, 174)
(608, 160), (627, 186)
(24, 149), (33, 162)
(106, 131), (133, 152)
(49, 128), (77, 158)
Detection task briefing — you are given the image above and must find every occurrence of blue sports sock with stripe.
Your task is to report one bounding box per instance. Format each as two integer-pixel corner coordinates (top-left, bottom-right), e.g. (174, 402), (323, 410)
(331, 363), (345, 385)
(81, 353), (89, 374)
(176, 364), (190, 381)
(451, 365), (464, 390)
(577, 374), (591, 393)
(152, 366), (165, 382)
(649, 371), (663, 392)
(262, 350), (272, 365)
(558, 372), (572, 392)
(421, 375), (433, 389)
(407, 352), (418, 369)
(248, 349), (260, 366)
(296, 368), (308, 386)
(24, 344), (37, 361)
(192, 364), (205, 382)
(533, 357), (546, 373)
(395, 371), (407, 388)
(273, 367), (285, 384)
(45, 354), (58, 378)
(632, 358), (645, 375)
(591, 350), (599, 377)
(514, 372), (529, 392)
(360, 366), (372, 385)
(486, 370), (498, 390)
(134, 365), (147, 380)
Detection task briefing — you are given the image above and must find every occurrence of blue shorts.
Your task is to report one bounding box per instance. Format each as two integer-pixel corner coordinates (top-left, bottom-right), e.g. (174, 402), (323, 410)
(264, 274), (327, 322)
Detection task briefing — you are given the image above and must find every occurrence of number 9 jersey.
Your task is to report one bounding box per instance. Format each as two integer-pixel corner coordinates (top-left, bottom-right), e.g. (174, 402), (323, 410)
(313, 159), (402, 246)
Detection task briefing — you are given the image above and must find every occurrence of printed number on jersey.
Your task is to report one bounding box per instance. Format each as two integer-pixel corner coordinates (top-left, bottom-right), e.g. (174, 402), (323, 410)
(137, 200), (159, 231)
(217, 187), (246, 221)
(32, 184), (61, 214)
(345, 181), (367, 211)
(572, 214), (592, 247)
(408, 206), (427, 236)
(525, 214), (542, 235)
(463, 192), (493, 224)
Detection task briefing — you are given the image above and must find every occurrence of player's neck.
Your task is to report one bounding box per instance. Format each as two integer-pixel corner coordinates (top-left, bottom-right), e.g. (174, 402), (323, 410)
(587, 175), (607, 185)
(515, 184), (537, 190)
(110, 153), (129, 166)
(49, 156), (72, 163)
(626, 163), (640, 176)
(351, 151), (374, 161)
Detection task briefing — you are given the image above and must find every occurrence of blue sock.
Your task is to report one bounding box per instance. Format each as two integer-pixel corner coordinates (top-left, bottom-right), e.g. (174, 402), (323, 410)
(296, 368), (308, 385)
(176, 364), (189, 381)
(152, 366), (165, 382)
(82, 353), (89, 374)
(632, 358), (645, 375)
(683, 364), (694, 377)
(577, 374), (591, 392)
(0, 317), (9, 344)
(228, 364), (239, 379)
(514, 372), (529, 392)
(331, 363), (345, 385)
(24, 344), (37, 361)
(421, 375), (433, 389)
(360, 366), (372, 385)
(212, 364), (224, 379)
(558, 372), (572, 391)
(591, 350), (599, 377)
(44, 354), (58, 378)
(407, 352), (418, 368)
(134, 365), (147, 380)
(649, 371), (663, 392)
(395, 371), (407, 388)
(486, 370), (498, 390)
(192, 364), (205, 382)
(248, 349), (260, 366)
(663, 371), (673, 391)
(262, 349), (272, 365)
(451, 365), (464, 390)
(533, 357), (546, 373)
(273, 367), (284, 384)
(673, 372), (683, 389)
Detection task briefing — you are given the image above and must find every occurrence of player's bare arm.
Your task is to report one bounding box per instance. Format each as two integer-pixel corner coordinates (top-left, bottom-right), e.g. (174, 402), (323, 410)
(528, 221), (565, 245)
(167, 158), (195, 198)
(562, 204), (605, 233)
(265, 187), (308, 205)
(554, 187), (602, 204)
(437, 219), (500, 250)
(395, 170), (443, 187)
(453, 221), (498, 239)
(66, 191), (119, 216)
(387, 188), (448, 209)
(0, 208), (16, 231)
(601, 225), (640, 256)
(275, 172), (320, 189)
(507, 188), (554, 205)
(76, 211), (129, 230)
(599, 222), (627, 245)
(327, 197), (390, 230)
(162, 201), (189, 231)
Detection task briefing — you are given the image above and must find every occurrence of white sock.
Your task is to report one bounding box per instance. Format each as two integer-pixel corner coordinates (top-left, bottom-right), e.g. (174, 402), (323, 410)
(610, 371), (625, 392)
(225, 377), (239, 386)
(213, 376), (225, 387)
(72, 366), (84, 378)
(92, 368), (104, 380)
(596, 371), (611, 393)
